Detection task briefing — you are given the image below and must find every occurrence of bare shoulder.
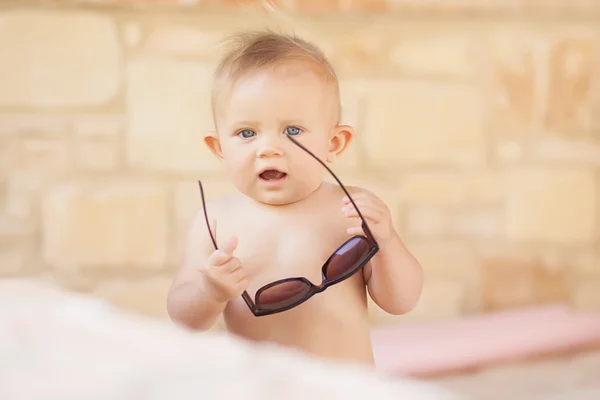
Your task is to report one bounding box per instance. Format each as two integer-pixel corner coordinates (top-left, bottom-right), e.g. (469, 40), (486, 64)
(177, 192), (239, 273)
(188, 192), (239, 244)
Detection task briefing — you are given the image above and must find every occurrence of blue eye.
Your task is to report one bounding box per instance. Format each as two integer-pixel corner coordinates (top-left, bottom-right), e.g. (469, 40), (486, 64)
(238, 129), (256, 139)
(285, 126), (301, 136)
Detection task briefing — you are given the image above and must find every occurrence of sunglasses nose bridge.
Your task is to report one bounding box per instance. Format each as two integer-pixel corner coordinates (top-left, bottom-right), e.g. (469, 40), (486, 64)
(315, 277), (328, 293)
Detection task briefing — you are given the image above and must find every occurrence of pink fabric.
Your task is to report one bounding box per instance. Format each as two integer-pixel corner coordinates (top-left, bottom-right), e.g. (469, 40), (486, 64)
(371, 304), (600, 377)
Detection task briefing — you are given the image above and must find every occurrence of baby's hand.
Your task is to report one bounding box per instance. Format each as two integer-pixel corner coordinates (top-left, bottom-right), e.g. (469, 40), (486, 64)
(342, 190), (394, 245)
(201, 236), (250, 303)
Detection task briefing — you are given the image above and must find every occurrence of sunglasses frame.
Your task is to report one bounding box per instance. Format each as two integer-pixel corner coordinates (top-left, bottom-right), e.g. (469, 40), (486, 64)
(198, 132), (379, 317)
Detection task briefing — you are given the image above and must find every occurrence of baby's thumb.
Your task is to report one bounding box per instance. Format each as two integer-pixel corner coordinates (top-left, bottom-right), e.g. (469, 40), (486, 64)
(221, 235), (238, 256)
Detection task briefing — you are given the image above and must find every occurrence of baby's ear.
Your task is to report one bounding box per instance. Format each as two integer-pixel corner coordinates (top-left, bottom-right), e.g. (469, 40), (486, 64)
(204, 130), (224, 159)
(327, 125), (354, 163)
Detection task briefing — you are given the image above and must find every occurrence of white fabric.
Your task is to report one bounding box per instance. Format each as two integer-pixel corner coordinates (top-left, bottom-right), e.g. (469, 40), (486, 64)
(0, 279), (461, 400)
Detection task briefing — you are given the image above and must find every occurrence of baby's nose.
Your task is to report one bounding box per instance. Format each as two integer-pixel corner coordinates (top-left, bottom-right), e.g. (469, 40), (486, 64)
(256, 144), (284, 158)
(256, 135), (285, 158)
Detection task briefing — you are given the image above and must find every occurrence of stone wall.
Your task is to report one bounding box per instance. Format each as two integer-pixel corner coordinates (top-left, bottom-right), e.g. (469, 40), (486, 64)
(1, 0), (599, 325)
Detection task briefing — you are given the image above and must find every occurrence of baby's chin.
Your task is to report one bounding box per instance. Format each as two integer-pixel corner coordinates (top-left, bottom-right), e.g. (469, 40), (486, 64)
(240, 184), (322, 206)
(250, 191), (310, 206)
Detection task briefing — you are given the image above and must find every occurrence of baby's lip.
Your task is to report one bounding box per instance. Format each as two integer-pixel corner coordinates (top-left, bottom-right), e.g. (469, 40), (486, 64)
(257, 167), (288, 182)
(257, 166), (287, 175)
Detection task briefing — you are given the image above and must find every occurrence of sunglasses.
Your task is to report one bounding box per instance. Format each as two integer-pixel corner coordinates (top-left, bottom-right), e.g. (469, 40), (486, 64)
(198, 133), (379, 317)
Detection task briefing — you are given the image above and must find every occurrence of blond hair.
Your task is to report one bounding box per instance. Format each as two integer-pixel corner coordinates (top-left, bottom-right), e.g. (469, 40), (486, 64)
(211, 30), (341, 123)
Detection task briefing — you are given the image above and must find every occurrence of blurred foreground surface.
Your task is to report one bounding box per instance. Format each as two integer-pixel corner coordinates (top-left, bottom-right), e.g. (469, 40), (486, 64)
(0, 279), (462, 400)
(2, 278), (599, 400)
(432, 350), (600, 399)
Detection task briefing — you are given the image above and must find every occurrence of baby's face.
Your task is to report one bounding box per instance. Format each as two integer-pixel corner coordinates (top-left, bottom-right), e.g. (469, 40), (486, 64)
(211, 63), (340, 205)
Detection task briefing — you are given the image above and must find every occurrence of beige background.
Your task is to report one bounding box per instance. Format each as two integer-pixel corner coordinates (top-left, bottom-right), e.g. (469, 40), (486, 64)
(1, 0), (598, 327)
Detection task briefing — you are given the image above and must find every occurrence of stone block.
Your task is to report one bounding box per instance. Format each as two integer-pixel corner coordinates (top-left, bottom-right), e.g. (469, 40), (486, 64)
(338, 80), (362, 128)
(369, 278), (465, 325)
(73, 114), (123, 137)
(0, 10), (121, 107)
(73, 139), (119, 171)
(0, 245), (28, 276)
(293, 0), (349, 13)
(495, 140), (526, 164)
(1, 138), (69, 173)
(20, 138), (70, 171)
(545, 34), (599, 137)
(409, 278), (466, 320)
(0, 214), (35, 242)
(531, 137), (600, 164)
(0, 114), (70, 136)
(330, 22), (396, 78)
(506, 168), (597, 243)
(571, 278), (600, 312)
(2, 138), (69, 220)
(407, 241), (477, 278)
(405, 206), (447, 238)
(4, 170), (64, 225)
(125, 59), (221, 173)
(0, 214), (38, 276)
(469, 171), (509, 204)
(41, 182), (169, 269)
(391, 24), (479, 78)
(450, 209), (505, 238)
(362, 81), (486, 167)
(483, 27), (600, 139)
(5, 174), (36, 220)
(572, 250), (600, 276)
(482, 256), (569, 312)
(481, 28), (544, 133)
(400, 170), (507, 206)
(93, 277), (173, 319)
(144, 25), (226, 58)
(405, 206), (504, 238)
(122, 22), (143, 47)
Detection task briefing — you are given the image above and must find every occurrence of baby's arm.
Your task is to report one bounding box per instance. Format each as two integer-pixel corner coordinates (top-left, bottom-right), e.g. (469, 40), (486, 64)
(342, 188), (423, 315)
(363, 233), (423, 316)
(166, 212), (226, 330)
(167, 210), (248, 331)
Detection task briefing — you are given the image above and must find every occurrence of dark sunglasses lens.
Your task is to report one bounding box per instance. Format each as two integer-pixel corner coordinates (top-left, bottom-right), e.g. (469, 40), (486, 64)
(257, 279), (311, 311)
(324, 236), (370, 281)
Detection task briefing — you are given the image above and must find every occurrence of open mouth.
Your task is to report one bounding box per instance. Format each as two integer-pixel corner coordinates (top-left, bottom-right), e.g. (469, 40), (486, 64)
(259, 169), (287, 181)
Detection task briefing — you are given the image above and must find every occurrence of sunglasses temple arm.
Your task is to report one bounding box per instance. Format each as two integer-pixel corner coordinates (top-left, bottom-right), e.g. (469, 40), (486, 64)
(198, 180), (219, 251)
(285, 135), (378, 244)
(198, 180), (259, 313)
(242, 291), (257, 310)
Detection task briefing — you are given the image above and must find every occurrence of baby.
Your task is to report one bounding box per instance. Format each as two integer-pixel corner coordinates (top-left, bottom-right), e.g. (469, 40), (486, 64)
(166, 30), (423, 367)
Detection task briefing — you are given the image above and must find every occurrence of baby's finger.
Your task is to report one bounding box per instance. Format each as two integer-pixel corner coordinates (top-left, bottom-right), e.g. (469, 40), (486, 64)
(230, 267), (249, 285)
(217, 257), (242, 274)
(220, 236), (238, 257)
(207, 249), (231, 266)
(346, 225), (365, 237)
(235, 275), (252, 291)
(343, 204), (383, 223)
(344, 197), (387, 214)
(207, 236), (239, 266)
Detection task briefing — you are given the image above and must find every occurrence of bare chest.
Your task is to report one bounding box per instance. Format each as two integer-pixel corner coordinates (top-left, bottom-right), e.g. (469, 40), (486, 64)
(215, 205), (352, 293)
